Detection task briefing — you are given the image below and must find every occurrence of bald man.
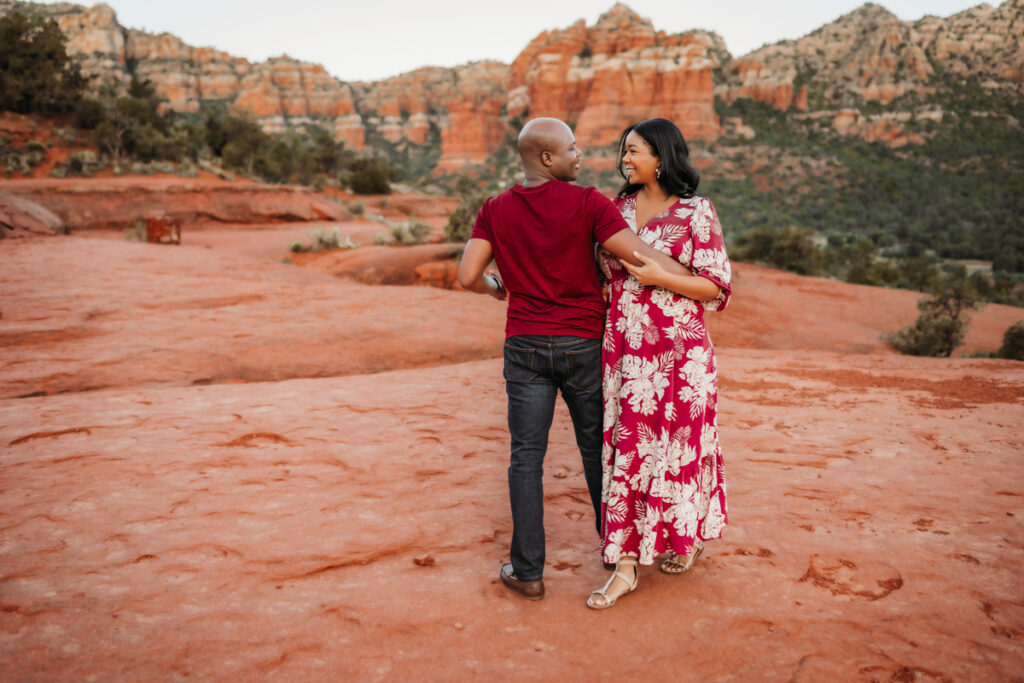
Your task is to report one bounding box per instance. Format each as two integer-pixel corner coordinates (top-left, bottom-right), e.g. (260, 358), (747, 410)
(458, 118), (688, 600)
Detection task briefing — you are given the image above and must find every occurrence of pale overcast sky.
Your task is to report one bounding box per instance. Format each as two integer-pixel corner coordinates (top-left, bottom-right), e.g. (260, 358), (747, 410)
(37, 0), (989, 82)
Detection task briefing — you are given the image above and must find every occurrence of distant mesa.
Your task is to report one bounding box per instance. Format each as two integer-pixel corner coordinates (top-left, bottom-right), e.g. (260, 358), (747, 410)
(2, 0), (1021, 170)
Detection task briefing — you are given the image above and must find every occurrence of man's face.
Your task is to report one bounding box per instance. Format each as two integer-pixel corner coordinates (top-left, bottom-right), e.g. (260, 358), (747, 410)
(548, 128), (583, 182)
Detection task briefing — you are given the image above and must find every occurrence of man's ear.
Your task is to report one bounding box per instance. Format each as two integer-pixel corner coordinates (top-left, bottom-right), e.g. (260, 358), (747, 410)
(540, 150), (552, 168)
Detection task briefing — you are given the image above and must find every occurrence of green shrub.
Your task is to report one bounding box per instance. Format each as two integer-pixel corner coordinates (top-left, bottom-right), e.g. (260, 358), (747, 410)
(64, 149), (100, 177)
(347, 201), (365, 216)
(730, 225), (824, 275)
(73, 97), (106, 130)
(996, 321), (1024, 360)
(444, 192), (487, 243)
(887, 267), (985, 357)
(349, 159), (391, 194)
(888, 310), (968, 357)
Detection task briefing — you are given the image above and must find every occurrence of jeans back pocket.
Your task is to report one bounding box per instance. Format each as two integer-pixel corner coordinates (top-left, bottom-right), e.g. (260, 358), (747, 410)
(503, 343), (538, 383)
(565, 343), (602, 391)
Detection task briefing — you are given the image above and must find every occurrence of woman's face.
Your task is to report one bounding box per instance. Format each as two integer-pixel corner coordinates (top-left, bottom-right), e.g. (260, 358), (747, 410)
(621, 130), (659, 186)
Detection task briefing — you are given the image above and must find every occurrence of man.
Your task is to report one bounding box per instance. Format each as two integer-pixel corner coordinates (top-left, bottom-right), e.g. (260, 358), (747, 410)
(458, 118), (688, 600)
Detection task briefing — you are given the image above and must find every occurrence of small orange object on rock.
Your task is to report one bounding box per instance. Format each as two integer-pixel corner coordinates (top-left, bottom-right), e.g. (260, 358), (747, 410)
(145, 216), (181, 244)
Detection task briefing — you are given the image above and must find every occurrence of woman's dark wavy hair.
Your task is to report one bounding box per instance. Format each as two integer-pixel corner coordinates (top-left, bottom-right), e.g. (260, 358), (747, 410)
(616, 118), (700, 200)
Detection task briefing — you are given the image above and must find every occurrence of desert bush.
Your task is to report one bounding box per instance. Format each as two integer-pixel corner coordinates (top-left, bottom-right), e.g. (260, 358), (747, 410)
(58, 149), (101, 177)
(444, 192), (487, 243)
(887, 267), (985, 357)
(124, 220), (146, 242)
(389, 220), (432, 246)
(349, 158), (391, 194)
(174, 160), (199, 178)
(347, 201), (365, 216)
(290, 226), (359, 252)
(996, 321), (1024, 360)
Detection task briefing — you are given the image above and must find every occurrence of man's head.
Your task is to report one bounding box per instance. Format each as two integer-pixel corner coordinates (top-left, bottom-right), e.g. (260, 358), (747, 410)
(517, 118), (582, 182)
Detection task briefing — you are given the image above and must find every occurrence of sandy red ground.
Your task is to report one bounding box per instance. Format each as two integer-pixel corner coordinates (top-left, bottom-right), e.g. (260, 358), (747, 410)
(1, 217), (1023, 678)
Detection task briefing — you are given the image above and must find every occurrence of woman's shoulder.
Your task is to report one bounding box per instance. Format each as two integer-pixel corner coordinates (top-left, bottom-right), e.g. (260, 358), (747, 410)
(613, 192), (637, 208)
(676, 193), (708, 205)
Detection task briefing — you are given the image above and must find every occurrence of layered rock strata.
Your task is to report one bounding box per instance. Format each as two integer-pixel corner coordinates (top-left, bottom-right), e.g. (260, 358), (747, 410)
(1, 0), (1021, 168)
(507, 4), (726, 145)
(0, 178), (350, 231)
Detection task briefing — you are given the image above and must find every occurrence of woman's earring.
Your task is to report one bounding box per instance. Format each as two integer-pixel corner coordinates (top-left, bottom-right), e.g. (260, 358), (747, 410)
(656, 166), (662, 180)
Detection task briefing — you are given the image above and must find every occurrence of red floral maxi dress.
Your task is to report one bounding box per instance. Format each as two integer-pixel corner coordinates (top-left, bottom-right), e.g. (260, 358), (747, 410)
(598, 193), (732, 565)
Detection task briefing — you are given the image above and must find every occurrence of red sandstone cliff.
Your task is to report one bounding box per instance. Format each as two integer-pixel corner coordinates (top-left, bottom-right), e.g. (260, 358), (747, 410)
(1, 1), (1021, 166)
(507, 4), (726, 145)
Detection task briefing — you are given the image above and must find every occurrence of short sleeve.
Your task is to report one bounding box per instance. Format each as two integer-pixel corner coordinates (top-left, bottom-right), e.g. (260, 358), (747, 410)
(469, 197), (493, 241)
(689, 197), (732, 311)
(586, 189), (629, 244)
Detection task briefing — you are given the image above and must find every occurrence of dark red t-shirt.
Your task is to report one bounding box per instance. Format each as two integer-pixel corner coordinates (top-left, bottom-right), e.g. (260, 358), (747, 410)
(470, 180), (628, 339)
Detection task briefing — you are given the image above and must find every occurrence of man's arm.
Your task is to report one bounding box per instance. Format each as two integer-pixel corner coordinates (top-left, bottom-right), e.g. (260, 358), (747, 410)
(601, 228), (689, 276)
(457, 238), (506, 299)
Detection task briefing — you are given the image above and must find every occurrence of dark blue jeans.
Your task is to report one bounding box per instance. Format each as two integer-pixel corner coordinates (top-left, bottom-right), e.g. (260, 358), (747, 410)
(504, 334), (604, 581)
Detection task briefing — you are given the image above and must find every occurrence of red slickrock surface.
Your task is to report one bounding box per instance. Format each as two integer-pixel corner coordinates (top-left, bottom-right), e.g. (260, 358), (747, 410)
(1, 232), (1022, 680)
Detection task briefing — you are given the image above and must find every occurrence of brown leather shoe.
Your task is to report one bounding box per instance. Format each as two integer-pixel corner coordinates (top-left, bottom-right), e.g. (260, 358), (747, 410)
(500, 563), (545, 600)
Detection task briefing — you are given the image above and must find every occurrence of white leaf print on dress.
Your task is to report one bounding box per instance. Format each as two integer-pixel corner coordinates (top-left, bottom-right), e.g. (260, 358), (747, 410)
(673, 204), (695, 222)
(616, 299), (656, 350)
(621, 352), (671, 416)
(647, 224), (688, 255)
(678, 346), (716, 419)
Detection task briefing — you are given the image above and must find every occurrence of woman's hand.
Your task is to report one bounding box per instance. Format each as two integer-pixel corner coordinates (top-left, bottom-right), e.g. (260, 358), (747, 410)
(622, 251), (668, 287)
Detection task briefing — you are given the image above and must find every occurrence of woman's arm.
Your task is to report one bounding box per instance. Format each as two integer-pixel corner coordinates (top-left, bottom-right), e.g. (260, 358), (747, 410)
(622, 251), (721, 301)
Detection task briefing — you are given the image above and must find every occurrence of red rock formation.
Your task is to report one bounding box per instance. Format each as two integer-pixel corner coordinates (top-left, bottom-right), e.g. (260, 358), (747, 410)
(916, 0), (1024, 88)
(829, 109), (924, 148)
(0, 177), (351, 231)
(53, 2), (128, 91)
(291, 243), (461, 286)
(719, 4), (934, 110)
(354, 61), (508, 170)
(0, 191), (67, 237)
(126, 30), (251, 114)
(4, 0), (1021, 172)
(508, 4), (724, 145)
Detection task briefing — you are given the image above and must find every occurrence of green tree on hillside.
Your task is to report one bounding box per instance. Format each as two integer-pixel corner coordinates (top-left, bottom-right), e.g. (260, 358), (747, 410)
(996, 322), (1024, 361)
(0, 10), (86, 115)
(888, 267), (985, 357)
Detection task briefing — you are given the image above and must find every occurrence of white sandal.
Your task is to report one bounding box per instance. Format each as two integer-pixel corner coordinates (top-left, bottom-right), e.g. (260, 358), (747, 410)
(586, 561), (638, 610)
(660, 540), (704, 574)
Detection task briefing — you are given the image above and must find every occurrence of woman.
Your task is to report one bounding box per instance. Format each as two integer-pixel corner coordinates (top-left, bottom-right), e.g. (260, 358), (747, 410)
(587, 118), (732, 609)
